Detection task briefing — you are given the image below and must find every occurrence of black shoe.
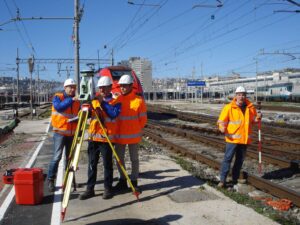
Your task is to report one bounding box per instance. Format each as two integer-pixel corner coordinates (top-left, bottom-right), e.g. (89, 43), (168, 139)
(79, 190), (95, 200)
(48, 179), (55, 192)
(132, 180), (142, 193)
(102, 188), (113, 199)
(113, 179), (128, 192)
(232, 180), (238, 185)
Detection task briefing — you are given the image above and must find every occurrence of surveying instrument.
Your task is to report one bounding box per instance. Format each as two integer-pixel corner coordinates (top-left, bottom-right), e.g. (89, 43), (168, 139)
(60, 69), (140, 221)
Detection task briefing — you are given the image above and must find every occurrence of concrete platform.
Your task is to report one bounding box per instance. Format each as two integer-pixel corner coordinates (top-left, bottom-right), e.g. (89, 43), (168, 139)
(0, 118), (279, 225)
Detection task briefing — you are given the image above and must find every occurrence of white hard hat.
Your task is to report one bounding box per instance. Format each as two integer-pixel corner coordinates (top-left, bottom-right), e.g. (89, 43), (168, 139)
(118, 74), (133, 84)
(64, 78), (76, 87)
(235, 86), (246, 93)
(97, 76), (112, 87)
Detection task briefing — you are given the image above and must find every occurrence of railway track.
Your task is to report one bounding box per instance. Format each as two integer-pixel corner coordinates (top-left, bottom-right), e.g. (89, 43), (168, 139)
(148, 111), (300, 161)
(144, 124), (300, 208)
(148, 105), (300, 138)
(146, 121), (293, 168)
(145, 105), (300, 208)
(0, 103), (51, 145)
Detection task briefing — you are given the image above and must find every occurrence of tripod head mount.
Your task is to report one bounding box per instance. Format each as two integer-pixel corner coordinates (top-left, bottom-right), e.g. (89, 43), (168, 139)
(78, 69), (96, 102)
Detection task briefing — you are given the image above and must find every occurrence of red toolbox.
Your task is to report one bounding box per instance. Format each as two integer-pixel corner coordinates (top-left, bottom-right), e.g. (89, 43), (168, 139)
(14, 168), (44, 205)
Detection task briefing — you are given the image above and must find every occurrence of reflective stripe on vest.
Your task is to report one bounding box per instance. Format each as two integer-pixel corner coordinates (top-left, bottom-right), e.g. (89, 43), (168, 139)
(119, 115), (139, 121)
(52, 127), (74, 135)
(91, 116), (116, 123)
(52, 111), (77, 118)
(89, 133), (116, 140)
(228, 120), (242, 125)
(117, 132), (142, 139)
(217, 120), (228, 125)
(119, 112), (146, 121)
(225, 133), (241, 139)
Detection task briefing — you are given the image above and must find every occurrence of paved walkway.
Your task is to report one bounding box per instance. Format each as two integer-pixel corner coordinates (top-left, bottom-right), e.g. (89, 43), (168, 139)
(0, 118), (279, 225)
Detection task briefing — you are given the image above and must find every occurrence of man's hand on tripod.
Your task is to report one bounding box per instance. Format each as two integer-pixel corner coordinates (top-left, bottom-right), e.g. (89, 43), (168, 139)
(95, 94), (104, 102)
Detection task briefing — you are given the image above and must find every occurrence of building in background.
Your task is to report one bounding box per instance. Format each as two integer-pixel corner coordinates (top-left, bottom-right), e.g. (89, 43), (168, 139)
(128, 57), (152, 92)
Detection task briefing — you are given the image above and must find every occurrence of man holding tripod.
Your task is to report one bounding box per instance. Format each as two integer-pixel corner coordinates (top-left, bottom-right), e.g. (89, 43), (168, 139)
(80, 76), (121, 200)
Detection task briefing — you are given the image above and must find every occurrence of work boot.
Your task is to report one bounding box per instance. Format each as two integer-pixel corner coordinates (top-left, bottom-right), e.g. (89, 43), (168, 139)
(79, 189), (95, 200)
(113, 179), (128, 192)
(48, 179), (55, 192)
(102, 188), (113, 200)
(132, 180), (142, 193)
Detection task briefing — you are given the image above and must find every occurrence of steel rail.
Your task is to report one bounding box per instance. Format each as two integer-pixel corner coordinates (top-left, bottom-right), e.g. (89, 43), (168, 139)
(146, 122), (291, 168)
(144, 129), (300, 207)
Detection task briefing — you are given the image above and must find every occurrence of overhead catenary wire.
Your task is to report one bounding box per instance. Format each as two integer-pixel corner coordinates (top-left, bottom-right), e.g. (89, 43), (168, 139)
(153, 1), (296, 75)
(113, 0), (169, 54)
(162, 13), (295, 76)
(3, 0), (36, 56)
(99, 0), (168, 59)
(152, 0), (262, 67)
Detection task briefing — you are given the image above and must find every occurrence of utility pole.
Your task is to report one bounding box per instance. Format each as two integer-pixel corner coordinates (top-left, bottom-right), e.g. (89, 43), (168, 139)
(97, 49), (100, 69)
(255, 58), (258, 103)
(28, 56), (35, 119)
(37, 64), (40, 105)
(74, 0), (80, 93)
(201, 62), (203, 104)
(16, 49), (20, 104)
(111, 49), (114, 66)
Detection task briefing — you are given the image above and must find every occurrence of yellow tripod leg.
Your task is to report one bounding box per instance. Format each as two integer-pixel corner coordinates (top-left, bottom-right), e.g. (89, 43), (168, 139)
(93, 106), (140, 200)
(62, 110), (84, 190)
(61, 107), (89, 221)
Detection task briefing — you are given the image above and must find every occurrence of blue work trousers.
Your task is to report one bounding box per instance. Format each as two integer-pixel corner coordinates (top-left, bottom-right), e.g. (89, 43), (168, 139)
(86, 141), (113, 190)
(48, 132), (73, 180)
(220, 143), (247, 183)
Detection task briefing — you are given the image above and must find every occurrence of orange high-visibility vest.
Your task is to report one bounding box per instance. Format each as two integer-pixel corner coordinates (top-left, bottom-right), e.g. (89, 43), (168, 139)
(217, 98), (257, 144)
(115, 91), (147, 144)
(51, 93), (80, 136)
(88, 99), (118, 143)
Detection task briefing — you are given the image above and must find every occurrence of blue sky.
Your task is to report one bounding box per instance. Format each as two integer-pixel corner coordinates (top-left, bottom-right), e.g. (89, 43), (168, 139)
(0, 0), (299, 82)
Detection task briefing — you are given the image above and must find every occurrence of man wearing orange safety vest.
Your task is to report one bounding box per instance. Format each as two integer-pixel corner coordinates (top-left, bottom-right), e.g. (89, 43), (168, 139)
(79, 76), (121, 200)
(47, 78), (80, 192)
(217, 86), (262, 188)
(113, 74), (147, 192)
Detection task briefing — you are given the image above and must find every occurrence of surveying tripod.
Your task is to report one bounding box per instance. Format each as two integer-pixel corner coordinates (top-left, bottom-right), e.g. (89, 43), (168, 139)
(60, 71), (140, 221)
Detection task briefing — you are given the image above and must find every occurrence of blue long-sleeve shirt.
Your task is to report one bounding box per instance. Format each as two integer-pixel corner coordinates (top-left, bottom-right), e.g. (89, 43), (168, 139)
(53, 92), (74, 112)
(101, 101), (121, 119)
(99, 93), (121, 119)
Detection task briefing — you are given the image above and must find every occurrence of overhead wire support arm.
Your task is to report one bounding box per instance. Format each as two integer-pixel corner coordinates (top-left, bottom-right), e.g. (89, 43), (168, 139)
(0, 17), (73, 27)
(192, 0), (223, 8)
(258, 51), (297, 60)
(127, 0), (160, 7)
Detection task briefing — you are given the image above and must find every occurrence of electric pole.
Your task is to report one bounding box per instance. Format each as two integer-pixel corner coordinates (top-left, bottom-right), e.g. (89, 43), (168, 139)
(28, 56), (34, 119)
(255, 58), (258, 103)
(111, 48), (114, 66)
(16, 48), (20, 104)
(74, 0), (80, 93)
